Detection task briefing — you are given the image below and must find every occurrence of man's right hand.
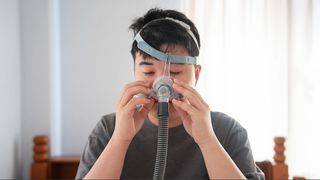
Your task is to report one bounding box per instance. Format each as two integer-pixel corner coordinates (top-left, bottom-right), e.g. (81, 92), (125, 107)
(112, 81), (155, 144)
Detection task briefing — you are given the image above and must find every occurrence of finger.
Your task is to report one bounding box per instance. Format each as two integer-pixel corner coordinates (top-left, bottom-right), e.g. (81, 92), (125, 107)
(173, 79), (199, 96)
(173, 102), (192, 130)
(118, 81), (151, 106)
(172, 99), (197, 116)
(119, 86), (152, 108)
(172, 83), (204, 109)
(124, 97), (152, 114)
(172, 100), (189, 120)
(173, 79), (207, 106)
(182, 116), (192, 130)
(135, 99), (155, 120)
(141, 98), (155, 112)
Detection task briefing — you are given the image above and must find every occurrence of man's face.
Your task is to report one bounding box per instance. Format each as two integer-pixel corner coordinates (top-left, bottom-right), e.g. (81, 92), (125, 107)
(134, 44), (201, 120)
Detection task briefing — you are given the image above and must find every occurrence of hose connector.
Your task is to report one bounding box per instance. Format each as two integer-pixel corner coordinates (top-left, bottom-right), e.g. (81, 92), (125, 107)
(157, 84), (171, 102)
(153, 76), (172, 103)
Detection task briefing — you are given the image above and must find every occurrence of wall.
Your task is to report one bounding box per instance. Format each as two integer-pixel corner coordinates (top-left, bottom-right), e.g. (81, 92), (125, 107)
(59, 0), (185, 156)
(20, 0), (52, 178)
(19, 0), (184, 178)
(0, 0), (21, 178)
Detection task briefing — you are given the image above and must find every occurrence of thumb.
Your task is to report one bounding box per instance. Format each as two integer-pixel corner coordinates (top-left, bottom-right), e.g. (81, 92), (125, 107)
(135, 99), (155, 119)
(172, 99), (188, 120)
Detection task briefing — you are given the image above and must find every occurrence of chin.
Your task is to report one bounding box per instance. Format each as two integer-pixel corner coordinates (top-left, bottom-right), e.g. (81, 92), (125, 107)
(150, 101), (177, 115)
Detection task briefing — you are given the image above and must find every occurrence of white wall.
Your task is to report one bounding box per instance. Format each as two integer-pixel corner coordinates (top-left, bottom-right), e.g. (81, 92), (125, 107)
(59, 0), (185, 156)
(20, 0), (53, 178)
(0, 0), (21, 178)
(19, 0), (184, 178)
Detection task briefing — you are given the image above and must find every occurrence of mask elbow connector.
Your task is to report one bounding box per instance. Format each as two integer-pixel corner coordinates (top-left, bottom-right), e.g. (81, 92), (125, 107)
(157, 84), (171, 103)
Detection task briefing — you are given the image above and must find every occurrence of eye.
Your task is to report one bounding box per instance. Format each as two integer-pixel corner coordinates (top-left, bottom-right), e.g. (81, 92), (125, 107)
(170, 71), (181, 76)
(143, 72), (155, 76)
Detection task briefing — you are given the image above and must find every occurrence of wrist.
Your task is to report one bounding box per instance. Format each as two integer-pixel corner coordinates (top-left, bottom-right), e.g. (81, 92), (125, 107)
(109, 135), (132, 148)
(197, 132), (220, 150)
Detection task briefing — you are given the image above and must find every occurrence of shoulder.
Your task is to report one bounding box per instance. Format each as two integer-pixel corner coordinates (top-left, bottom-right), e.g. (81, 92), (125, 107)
(210, 111), (247, 148)
(89, 113), (116, 141)
(76, 113), (117, 179)
(210, 112), (262, 177)
(210, 111), (244, 132)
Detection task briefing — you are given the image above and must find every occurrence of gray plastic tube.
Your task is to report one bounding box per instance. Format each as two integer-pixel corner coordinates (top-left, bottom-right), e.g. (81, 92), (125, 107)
(153, 102), (169, 180)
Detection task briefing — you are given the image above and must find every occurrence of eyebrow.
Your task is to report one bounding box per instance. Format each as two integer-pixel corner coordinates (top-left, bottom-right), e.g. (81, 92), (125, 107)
(139, 61), (154, 66)
(138, 58), (187, 67)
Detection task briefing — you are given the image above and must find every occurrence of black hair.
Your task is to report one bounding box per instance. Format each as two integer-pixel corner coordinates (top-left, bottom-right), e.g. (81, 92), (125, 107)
(129, 8), (200, 61)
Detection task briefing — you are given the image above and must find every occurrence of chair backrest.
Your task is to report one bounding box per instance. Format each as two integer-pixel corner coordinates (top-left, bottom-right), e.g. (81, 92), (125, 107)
(256, 160), (273, 180)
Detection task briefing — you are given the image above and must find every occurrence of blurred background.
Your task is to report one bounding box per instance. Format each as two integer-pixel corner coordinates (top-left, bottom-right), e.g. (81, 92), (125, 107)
(0, 0), (319, 179)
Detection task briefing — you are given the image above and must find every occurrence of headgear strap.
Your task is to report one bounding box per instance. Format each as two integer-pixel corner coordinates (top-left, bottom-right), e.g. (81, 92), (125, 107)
(134, 17), (199, 64)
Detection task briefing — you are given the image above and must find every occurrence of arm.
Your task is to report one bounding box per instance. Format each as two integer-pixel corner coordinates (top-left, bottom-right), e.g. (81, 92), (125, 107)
(198, 133), (246, 179)
(172, 79), (246, 179)
(84, 138), (129, 179)
(78, 81), (154, 179)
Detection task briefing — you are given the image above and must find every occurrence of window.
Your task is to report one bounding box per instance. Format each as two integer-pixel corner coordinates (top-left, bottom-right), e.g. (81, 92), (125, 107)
(185, 0), (320, 178)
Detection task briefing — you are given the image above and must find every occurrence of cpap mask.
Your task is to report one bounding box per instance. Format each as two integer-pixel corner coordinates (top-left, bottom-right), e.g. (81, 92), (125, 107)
(133, 18), (199, 106)
(134, 58), (181, 111)
(147, 58), (183, 102)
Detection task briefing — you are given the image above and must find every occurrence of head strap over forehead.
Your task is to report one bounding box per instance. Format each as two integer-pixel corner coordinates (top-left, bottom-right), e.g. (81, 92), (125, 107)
(135, 32), (197, 64)
(133, 17), (198, 64)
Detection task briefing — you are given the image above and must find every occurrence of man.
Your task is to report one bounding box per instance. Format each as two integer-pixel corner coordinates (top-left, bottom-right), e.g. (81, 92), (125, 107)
(76, 8), (264, 179)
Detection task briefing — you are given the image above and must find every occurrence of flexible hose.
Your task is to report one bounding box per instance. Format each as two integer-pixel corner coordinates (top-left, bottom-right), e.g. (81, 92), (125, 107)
(153, 102), (169, 180)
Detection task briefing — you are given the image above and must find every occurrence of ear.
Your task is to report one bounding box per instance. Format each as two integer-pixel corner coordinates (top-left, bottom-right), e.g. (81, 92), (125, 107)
(195, 64), (202, 85)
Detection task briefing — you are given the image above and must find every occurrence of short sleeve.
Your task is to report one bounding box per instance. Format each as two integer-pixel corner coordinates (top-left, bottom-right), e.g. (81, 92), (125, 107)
(225, 122), (265, 179)
(211, 112), (264, 180)
(75, 114), (115, 179)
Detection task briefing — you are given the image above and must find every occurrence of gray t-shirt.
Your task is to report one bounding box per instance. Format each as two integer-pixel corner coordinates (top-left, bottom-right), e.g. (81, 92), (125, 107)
(76, 111), (264, 179)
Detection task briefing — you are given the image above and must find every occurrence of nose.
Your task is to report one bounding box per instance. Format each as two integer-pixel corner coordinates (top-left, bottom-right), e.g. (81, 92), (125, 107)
(147, 61), (173, 90)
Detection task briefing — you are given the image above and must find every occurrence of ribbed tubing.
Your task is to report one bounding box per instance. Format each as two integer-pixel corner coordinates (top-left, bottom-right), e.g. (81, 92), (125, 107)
(153, 102), (169, 180)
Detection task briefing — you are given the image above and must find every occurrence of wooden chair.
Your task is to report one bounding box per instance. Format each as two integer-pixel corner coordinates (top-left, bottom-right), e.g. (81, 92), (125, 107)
(31, 136), (79, 179)
(30, 135), (305, 179)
